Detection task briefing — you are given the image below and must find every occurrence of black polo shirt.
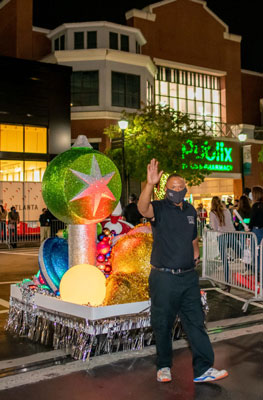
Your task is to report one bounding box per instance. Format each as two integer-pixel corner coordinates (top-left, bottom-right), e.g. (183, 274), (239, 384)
(150, 199), (197, 270)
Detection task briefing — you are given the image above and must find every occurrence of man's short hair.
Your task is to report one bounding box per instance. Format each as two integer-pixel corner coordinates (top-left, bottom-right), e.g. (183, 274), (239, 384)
(129, 193), (137, 202)
(167, 173), (183, 183)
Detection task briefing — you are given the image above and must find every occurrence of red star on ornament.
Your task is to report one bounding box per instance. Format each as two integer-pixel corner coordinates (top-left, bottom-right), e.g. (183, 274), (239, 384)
(70, 155), (116, 216)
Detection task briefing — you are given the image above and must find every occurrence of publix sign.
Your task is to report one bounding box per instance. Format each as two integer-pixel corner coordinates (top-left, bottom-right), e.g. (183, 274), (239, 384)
(182, 140), (233, 172)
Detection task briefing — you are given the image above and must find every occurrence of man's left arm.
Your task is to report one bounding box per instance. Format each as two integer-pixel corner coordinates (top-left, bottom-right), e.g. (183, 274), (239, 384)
(192, 237), (200, 265)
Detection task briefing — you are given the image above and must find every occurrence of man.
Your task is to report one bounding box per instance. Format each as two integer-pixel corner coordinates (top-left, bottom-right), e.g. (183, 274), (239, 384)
(122, 193), (143, 226)
(8, 206), (20, 248)
(39, 208), (50, 242)
(138, 159), (228, 384)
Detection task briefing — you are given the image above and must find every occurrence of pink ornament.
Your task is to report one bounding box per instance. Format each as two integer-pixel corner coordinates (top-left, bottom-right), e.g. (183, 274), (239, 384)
(97, 242), (111, 255)
(97, 254), (105, 263)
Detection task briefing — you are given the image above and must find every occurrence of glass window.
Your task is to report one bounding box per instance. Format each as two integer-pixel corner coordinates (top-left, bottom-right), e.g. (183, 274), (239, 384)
(195, 87), (203, 101)
(74, 32), (84, 49)
(170, 83), (177, 97)
(24, 161), (47, 182)
(204, 88), (211, 102)
(71, 71), (99, 106)
(179, 99), (186, 113)
(204, 102), (212, 116)
(160, 96), (169, 106)
(197, 101), (204, 116)
(160, 81), (168, 96)
(87, 31), (97, 49)
(136, 41), (141, 54)
(24, 126), (47, 153)
(60, 35), (65, 50)
(112, 72), (140, 109)
(170, 97), (177, 110)
(212, 90), (220, 103)
(54, 38), (59, 51)
(146, 81), (153, 105)
(109, 32), (118, 50)
(188, 100), (195, 115)
(212, 103), (221, 117)
(187, 86), (195, 100)
(155, 81), (159, 95)
(0, 124), (23, 152)
(120, 34), (129, 52)
(178, 84), (186, 99)
(0, 160), (23, 181)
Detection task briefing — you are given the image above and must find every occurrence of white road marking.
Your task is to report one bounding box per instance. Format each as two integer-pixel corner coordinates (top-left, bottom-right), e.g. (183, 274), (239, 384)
(0, 298), (10, 308)
(0, 281), (20, 285)
(0, 309), (8, 314)
(0, 251), (38, 256)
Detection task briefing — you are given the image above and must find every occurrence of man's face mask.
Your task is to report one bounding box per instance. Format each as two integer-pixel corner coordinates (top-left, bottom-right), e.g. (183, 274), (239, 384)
(166, 187), (187, 204)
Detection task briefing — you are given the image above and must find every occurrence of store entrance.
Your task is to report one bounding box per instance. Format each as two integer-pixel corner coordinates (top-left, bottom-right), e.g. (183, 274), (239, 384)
(186, 177), (243, 216)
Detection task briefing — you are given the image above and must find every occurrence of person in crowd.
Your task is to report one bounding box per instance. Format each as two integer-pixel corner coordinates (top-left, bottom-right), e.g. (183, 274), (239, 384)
(233, 198), (239, 210)
(234, 195), (251, 231)
(249, 186), (263, 244)
(138, 158), (228, 384)
(221, 200), (227, 209)
(0, 205), (7, 242)
(122, 193), (143, 226)
(196, 203), (207, 229)
(243, 187), (252, 203)
(226, 196), (234, 209)
(209, 196), (237, 290)
(8, 206), (20, 248)
(39, 208), (51, 242)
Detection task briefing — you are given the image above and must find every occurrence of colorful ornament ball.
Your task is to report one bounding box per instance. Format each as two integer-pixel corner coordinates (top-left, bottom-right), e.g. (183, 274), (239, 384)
(111, 233), (153, 278)
(42, 148), (121, 224)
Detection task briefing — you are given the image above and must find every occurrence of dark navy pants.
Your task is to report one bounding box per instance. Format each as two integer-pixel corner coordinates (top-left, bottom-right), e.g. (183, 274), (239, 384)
(149, 268), (214, 378)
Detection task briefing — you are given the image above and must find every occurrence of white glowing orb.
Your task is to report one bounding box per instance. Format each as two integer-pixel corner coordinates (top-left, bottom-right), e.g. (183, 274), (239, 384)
(59, 264), (106, 306)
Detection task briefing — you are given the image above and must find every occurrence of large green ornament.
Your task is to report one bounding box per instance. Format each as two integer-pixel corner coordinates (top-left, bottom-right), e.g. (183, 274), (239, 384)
(42, 144), (122, 225)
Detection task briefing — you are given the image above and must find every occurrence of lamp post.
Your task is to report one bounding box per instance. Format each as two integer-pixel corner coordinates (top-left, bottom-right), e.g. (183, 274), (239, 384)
(238, 132), (247, 192)
(118, 119), (128, 205)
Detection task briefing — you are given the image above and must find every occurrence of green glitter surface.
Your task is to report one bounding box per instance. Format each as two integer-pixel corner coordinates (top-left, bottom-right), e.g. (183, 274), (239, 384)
(42, 148), (122, 224)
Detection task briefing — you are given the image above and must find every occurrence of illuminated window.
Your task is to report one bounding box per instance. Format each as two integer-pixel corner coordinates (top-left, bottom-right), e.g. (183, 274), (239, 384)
(0, 161), (47, 182)
(0, 125), (23, 152)
(24, 161), (47, 182)
(0, 161), (23, 181)
(155, 66), (221, 124)
(24, 126), (47, 153)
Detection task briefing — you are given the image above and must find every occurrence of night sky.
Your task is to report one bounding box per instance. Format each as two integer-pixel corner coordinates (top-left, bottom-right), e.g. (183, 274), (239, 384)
(33, 0), (263, 73)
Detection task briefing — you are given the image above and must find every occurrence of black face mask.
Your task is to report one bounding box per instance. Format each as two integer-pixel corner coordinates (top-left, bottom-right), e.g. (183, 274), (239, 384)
(166, 187), (187, 204)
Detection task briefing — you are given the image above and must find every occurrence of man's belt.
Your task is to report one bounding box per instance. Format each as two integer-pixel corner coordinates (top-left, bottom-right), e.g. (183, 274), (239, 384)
(151, 265), (195, 275)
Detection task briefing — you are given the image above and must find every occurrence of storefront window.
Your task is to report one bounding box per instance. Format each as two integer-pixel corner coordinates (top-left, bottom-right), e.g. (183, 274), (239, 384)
(0, 161), (23, 181)
(24, 126), (47, 153)
(0, 161), (46, 182)
(0, 124), (23, 152)
(24, 161), (47, 182)
(155, 66), (222, 126)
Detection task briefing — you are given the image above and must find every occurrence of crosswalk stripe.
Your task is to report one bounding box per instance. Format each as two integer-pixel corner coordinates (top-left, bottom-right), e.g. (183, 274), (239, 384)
(0, 298), (10, 308)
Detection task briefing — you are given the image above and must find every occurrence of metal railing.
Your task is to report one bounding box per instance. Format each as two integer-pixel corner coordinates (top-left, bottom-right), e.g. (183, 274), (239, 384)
(0, 220), (66, 247)
(202, 230), (263, 311)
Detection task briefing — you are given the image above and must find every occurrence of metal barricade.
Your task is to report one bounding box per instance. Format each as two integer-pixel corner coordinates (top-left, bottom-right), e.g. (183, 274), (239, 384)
(242, 238), (263, 311)
(0, 221), (8, 244)
(6, 221), (40, 247)
(202, 230), (262, 311)
(50, 220), (66, 238)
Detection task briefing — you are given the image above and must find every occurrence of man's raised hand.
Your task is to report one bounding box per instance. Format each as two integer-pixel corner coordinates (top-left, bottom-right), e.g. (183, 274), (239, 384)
(147, 159), (163, 186)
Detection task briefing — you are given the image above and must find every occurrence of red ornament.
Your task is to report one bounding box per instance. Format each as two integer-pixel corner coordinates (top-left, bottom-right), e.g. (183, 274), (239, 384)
(104, 264), (112, 273)
(97, 242), (111, 255)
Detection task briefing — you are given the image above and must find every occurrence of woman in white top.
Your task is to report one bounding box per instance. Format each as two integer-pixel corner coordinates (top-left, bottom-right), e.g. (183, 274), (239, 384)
(210, 196), (238, 289)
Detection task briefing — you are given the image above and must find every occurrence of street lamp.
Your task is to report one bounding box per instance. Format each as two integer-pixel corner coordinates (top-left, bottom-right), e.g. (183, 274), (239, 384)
(118, 119), (128, 204)
(238, 131), (247, 191)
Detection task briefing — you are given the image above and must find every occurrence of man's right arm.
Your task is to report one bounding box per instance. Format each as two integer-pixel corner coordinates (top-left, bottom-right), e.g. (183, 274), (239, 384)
(137, 183), (154, 218)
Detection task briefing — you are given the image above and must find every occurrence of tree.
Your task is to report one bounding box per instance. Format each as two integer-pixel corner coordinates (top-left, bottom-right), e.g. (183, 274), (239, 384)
(104, 105), (217, 187)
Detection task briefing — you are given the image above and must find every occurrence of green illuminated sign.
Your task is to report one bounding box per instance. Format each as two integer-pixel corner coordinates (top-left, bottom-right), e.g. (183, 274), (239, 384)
(182, 140), (233, 172)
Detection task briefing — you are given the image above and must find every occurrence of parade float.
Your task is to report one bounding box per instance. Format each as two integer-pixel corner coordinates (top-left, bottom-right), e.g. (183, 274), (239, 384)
(6, 136), (207, 360)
